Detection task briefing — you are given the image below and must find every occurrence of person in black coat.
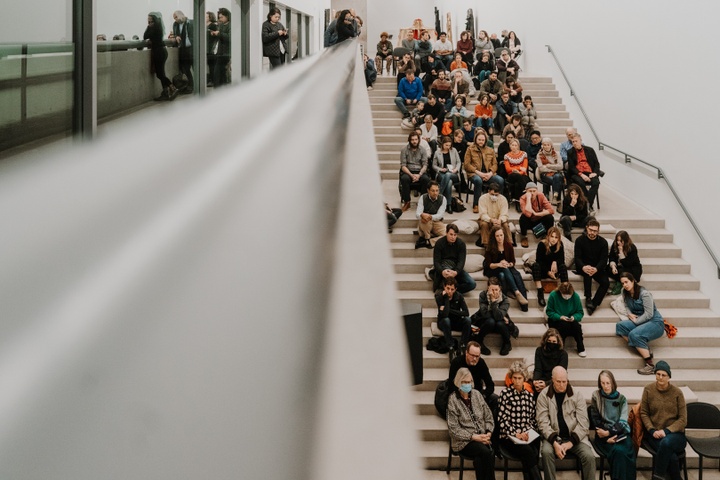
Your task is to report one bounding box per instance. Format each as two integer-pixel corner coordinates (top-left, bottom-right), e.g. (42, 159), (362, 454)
(261, 7), (288, 70)
(574, 218), (609, 315)
(335, 10), (357, 43)
(447, 341), (497, 410)
(608, 230), (643, 281)
(172, 10), (194, 93)
(567, 133), (601, 209)
(211, 8), (231, 87)
(144, 12), (177, 101)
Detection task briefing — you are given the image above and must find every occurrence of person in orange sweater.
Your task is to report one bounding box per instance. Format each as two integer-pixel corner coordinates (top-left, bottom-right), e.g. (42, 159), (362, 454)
(474, 94), (494, 136)
(518, 182), (555, 248)
(503, 138), (530, 206)
(449, 52), (468, 71)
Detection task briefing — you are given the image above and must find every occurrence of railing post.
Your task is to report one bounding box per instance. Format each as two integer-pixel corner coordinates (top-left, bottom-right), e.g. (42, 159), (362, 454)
(624, 154), (631, 164)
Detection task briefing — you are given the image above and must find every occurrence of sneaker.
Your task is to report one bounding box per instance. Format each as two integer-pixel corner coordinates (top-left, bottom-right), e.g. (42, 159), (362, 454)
(367, 86), (373, 91)
(578, 350), (587, 358)
(637, 363), (655, 375)
(480, 343), (491, 356)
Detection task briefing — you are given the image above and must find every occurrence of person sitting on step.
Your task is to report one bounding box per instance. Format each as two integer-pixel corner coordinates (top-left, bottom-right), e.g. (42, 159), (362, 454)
(449, 52), (468, 71)
(430, 70), (453, 113)
(533, 227), (569, 307)
(431, 224), (476, 293)
(532, 328), (569, 393)
(545, 282), (586, 358)
(472, 277), (516, 356)
(616, 272), (666, 375)
(474, 94), (494, 136)
(608, 230), (643, 294)
(475, 182), (512, 248)
(495, 91), (518, 134)
(415, 181), (446, 249)
(447, 95), (471, 132)
(558, 184), (591, 240)
(395, 70), (427, 119)
(518, 181), (555, 248)
(479, 70), (503, 104)
(503, 75), (523, 104)
(574, 218), (609, 316)
(483, 225), (529, 311)
(502, 113), (525, 141)
(464, 128), (504, 214)
(435, 277), (472, 354)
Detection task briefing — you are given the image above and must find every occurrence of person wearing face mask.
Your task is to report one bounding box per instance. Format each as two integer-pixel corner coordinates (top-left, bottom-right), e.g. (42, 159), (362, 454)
(545, 282), (586, 357)
(532, 328), (568, 393)
(447, 368), (496, 480)
(475, 182), (512, 248)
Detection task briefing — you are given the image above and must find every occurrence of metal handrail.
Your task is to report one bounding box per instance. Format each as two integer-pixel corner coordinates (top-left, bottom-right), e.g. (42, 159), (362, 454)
(545, 44), (720, 278)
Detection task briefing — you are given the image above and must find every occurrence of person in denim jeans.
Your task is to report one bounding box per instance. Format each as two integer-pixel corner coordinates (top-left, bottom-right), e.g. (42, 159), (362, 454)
(615, 272), (666, 375)
(640, 361), (687, 480)
(482, 226), (528, 311)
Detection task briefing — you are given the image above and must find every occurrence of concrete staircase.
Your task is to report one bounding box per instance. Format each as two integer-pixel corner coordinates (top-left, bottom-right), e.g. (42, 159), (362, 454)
(370, 73), (720, 473)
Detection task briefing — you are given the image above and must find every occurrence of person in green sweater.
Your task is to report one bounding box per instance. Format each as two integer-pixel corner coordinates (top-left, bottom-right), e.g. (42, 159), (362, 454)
(640, 361), (687, 480)
(545, 282), (586, 357)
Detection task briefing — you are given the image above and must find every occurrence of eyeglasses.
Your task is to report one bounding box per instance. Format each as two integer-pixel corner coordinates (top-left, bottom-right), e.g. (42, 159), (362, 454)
(587, 228), (599, 234)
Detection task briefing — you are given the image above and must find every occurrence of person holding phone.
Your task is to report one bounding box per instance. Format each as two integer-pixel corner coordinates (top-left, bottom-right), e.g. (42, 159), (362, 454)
(261, 7), (288, 70)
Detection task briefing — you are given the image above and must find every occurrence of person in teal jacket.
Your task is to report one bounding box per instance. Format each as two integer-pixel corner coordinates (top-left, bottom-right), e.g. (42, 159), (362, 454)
(545, 282), (586, 357)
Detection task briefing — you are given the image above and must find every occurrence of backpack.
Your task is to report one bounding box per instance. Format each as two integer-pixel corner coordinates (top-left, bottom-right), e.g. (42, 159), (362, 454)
(434, 379), (451, 418)
(452, 196), (466, 212)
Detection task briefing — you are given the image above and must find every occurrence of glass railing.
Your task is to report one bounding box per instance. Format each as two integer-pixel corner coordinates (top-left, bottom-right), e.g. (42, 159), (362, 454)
(545, 44), (720, 278)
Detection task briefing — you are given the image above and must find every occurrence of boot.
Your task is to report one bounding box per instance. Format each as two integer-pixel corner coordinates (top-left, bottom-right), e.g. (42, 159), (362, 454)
(167, 85), (179, 101)
(529, 466), (543, 480)
(537, 288), (546, 307)
(154, 88), (169, 101)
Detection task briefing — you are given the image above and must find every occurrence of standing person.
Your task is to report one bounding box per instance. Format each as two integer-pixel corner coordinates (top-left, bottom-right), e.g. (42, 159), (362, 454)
(447, 368), (496, 480)
(589, 370), (637, 480)
(574, 218), (609, 315)
(640, 361), (687, 480)
(210, 8), (231, 87)
(535, 366), (596, 480)
(545, 282), (586, 357)
(172, 11), (194, 94)
(498, 361), (542, 480)
(205, 12), (219, 87)
(144, 12), (177, 101)
(616, 272), (666, 375)
(262, 8), (288, 70)
(335, 10), (357, 43)
(436, 277), (472, 354)
(533, 227), (569, 307)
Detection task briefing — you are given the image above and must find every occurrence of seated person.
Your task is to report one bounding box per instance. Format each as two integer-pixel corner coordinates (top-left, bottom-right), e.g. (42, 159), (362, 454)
(433, 135), (462, 212)
(475, 182), (512, 248)
(430, 70), (453, 112)
(536, 137), (564, 204)
(395, 71), (427, 119)
(502, 31), (522, 58)
(574, 218), (609, 316)
(518, 181), (555, 248)
(431, 224), (476, 293)
(483, 225), (528, 311)
(640, 361), (687, 480)
(479, 71), (503, 104)
(533, 328), (569, 391)
(495, 91), (518, 134)
(385, 202), (402, 233)
(608, 230), (643, 283)
(519, 95), (537, 134)
(461, 118), (476, 147)
(375, 31), (393, 74)
(395, 51), (418, 86)
(463, 129), (504, 214)
(407, 100), (428, 130)
(447, 368), (496, 480)
(435, 277), (472, 352)
(433, 31), (454, 70)
(449, 52), (467, 71)
(363, 54), (377, 90)
(473, 50), (495, 86)
(503, 138), (530, 205)
(452, 128), (468, 161)
(497, 130), (520, 167)
(401, 30), (417, 53)
(447, 95), (471, 131)
(456, 30), (475, 67)
(616, 273), (665, 375)
(559, 184), (591, 240)
(424, 94), (446, 133)
(560, 127), (577, 166)
(536, 366), (596, 480)
(450, 70), (470, 103)
(474, 94), (494, 136)
(567, 133), (601, 209)
(399, 132), (431, 211)
(496, 49), (519, 82)
(503, 76), (523, 104)
(447, 341), (497, 409)
(473, 277), (515, 356)
(420, 114), (439, 157)
(545, 281), (585, 357)
(474, 30), (494, 60)
(414, 127), (432, 158)
(526, 130), (542, 171)
(421, 53), (445, 93)
(501, 113), (525, 140)
(416, 30), (434, 68)
(533, 227), (569, 306)
(415, 181), (446, 249)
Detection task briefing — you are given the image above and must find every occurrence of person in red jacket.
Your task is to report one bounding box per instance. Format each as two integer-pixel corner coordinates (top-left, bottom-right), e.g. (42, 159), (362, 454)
(518, 182), (555, 248)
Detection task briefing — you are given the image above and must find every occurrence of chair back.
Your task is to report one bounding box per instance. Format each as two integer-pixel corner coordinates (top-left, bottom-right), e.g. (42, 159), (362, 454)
(687, 402), (720, 430)
(494, 47), (507, 58)
(393, 47), (411, 59)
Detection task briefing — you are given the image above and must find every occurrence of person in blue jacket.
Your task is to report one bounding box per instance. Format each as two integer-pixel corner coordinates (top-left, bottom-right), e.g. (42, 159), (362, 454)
(394, 71), (427, 118)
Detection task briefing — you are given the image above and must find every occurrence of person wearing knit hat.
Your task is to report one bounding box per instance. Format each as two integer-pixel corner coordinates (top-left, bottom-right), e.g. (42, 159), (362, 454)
(654, 360), (671, 378)
(640, 359), (687, 480)
(518, 181), (554, 248)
